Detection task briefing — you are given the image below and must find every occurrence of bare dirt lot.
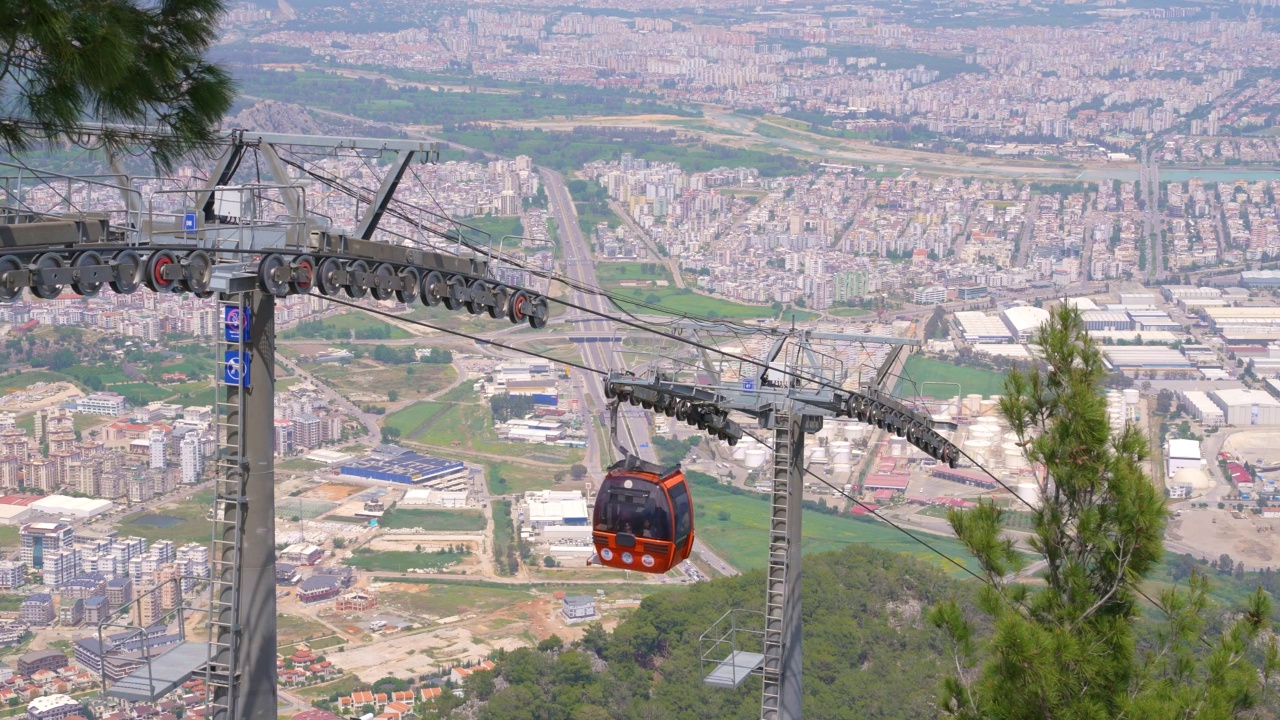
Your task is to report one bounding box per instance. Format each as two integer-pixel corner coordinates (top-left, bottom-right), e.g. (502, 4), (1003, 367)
(311, 483), (364, 501)
(1166, 508), (1280, 569)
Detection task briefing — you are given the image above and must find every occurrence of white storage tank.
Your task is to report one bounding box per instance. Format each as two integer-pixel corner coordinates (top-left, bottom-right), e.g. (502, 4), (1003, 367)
(744, 447), (768, 468)
(830, 441), (853, 464)
(1015, 482), (1041, 508)
(964, 394), (983, 414)
(809, 446), (829, 465)
(1123, 388), (1140, 406)
(1003, 443), (1028, 470)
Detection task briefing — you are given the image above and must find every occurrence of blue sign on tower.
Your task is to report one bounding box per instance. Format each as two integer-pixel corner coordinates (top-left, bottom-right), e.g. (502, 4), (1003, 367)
(223, 305), (251, 343)
(182, 212), (197, 233)
(223, 350), (251, 387)
(742, 378), (756, 392)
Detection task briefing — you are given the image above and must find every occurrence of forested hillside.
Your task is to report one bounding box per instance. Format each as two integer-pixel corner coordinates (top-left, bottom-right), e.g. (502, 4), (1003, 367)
(430, 544), (964, 719)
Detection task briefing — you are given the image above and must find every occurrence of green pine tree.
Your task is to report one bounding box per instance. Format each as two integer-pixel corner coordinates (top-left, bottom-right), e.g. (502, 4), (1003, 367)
(930, 305), (1279, 719)
(1, 0), (235, 168)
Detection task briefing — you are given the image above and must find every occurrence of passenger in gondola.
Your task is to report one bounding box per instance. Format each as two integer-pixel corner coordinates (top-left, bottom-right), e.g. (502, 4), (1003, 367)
(640, 520), (654, 538)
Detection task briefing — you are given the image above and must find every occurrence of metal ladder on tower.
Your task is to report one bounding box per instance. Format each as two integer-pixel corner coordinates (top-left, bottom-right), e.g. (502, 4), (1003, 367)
(760, 413), (792, 720)
(205, 291), (251, 720)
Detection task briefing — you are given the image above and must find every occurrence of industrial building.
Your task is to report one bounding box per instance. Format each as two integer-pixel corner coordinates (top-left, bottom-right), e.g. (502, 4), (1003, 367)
(1080, 310), (1133, 332)
(1210, 388), (1280, 426)
(340, 446), (466, 485)
(1001, 306), (1050, 342)
(1100, 346), (1195, 371)
(1165, 439), (1203, 478)
(1179, 391), (1225, 426)
(28, 495), (112, 519)
(1241, 270), (1280, 288)
(401, 488), (469, 508)
(1204, 306), (1280, 332)
(953, 312), (1014, 343)
(523, 490), (589, 531)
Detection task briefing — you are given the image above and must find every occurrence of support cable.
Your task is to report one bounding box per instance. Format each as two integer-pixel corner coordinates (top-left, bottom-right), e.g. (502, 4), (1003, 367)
(319, 296), (604, 377)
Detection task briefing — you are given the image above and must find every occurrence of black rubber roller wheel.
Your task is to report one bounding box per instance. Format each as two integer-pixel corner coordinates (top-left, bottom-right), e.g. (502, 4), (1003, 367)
(370, 263), (396, 301)
(396, 267), (420, 307)
(526, 295), (549, 329)
(344, 260), (370, 300)
(465, 279), (488, 315)
(0, 255), (23, 302)
(420, 271), (444, 307)
(71, 251), (105, 298)
(488, 285), (510, 320)
(31, 253), (66, 300)
(316, 257), (343, 297)
(258, 254), (290, 297)
(109, 250), (142, 295)
(184, 250), (213, 297)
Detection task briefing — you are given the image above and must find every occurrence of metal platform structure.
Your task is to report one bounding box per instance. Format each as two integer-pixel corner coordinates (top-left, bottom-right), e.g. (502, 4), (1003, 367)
(0, 129), (560, 720)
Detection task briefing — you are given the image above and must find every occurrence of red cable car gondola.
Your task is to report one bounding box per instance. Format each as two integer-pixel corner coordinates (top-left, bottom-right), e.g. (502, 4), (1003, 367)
(591, 459), (694, 573)
(589, 398), (695, 574)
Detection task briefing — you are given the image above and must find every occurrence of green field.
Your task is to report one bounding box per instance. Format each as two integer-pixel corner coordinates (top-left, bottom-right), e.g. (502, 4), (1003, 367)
(382, 583), (533, 618)
(0, 526), (17, 549)
(378, 508), (485, 531)
(111, 382), (176, 404)
(897, 355), (1008, 399)
(412, 402), (582, 465)
(117, 490), (214, 545)
(0, 370), (76, 391)
(282, 311), (410, 341)
(309, 361), (455, 403)
(692, 481), (979, 576)
(484, 461), (560, 495)
(382, 401), (450, 438)
(461, 215), (524, 247)
(277, 614), (335, 645)
(594, 262), (772, 319)
(827, 307), (871, 318)
(343, 549), (468, 572)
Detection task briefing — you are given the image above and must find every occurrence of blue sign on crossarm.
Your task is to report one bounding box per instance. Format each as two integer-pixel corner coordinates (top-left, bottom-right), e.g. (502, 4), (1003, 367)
(742, 378), (756, 392)
(223, 305), (251, 343)
(182, 212), (197, 233)
(223, 350), (251, 387)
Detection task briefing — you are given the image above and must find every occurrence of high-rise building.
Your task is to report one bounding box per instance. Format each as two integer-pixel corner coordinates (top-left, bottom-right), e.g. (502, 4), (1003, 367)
(149, 428), (166, 470)
(22, 458), (58, 492)
(128, 475), (154, 503)
(67, 460), (102, 497)
(180, 433), (202, 483)
(20, 522), (72, 569)
(42, 549), (79, 587)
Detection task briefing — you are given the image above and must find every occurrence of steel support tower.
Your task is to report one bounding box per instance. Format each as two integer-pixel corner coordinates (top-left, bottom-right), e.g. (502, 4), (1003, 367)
(0, 129), (557, 720)
(605, 329), (960, 720)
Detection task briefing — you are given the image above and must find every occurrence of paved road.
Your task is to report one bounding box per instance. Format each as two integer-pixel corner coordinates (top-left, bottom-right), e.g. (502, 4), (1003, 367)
(542, 168), (740, 577)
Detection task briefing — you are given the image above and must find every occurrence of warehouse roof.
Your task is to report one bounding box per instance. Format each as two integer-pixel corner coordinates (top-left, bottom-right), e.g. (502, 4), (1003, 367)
(1001, 306), (1050, 334)
(1211, 388), (1280, 408)
(1167, 438), (1202, 461)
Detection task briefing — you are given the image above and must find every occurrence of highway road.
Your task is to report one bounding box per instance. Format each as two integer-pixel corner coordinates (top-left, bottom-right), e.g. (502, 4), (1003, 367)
(541, 167), (740, 577)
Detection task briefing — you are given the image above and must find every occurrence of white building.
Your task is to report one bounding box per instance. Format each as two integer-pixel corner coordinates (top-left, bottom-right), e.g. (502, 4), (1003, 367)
(26, 694), (82, 720)
(1166, 439), (1203, 478)
(1001, 306), (1050, 342)
(561, 595), (597, 622)
(29, 495), (113, 519)
(953, 312), (1013, 343)
(524, 490), (589, 531)
(149, 428), (166, 470)
(913, 285), (946, 305)
(75, 392), (126, 416)
(1210, 388), (1280, 426)
(400, 488), (469, 508)
(181, 432), (203, 484)
(1179, 391), (1225, 426)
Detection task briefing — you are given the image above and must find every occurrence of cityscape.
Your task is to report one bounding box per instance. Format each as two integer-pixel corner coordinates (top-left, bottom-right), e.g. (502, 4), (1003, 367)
(7, 0), (1280, 718)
